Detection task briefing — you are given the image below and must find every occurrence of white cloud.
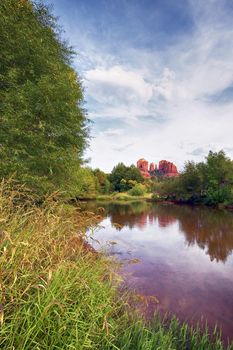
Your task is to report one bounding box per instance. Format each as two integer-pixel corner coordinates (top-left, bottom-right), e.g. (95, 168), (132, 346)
(85, 65), (153, 105)
(153, 67), (176, 100)
(102, 128), (124, 137)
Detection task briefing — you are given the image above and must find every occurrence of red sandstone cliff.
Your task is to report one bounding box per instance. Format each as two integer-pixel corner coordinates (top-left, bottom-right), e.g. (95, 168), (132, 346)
(137, 159), (151, 178)
(137, 158), (179, 178)
(149, 162), (155, 172)
(158, 160), (179, 177)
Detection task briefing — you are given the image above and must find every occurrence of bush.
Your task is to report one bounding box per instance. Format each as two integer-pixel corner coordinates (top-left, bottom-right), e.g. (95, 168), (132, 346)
(128, 184), (146, 196)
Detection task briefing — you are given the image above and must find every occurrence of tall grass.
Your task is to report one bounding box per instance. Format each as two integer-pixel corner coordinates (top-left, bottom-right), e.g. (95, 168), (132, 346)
(0, 180), (232, 349)
(0, 180), (120, 349)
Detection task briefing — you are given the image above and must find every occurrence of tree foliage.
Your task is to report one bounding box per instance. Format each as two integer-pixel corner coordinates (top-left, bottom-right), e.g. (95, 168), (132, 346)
(75, 168), (97, 197)
(109, 163), (144, 192)
(0, 0), (88, 195)
(157, 151), (233, 205)
(93, 168), (111, 194)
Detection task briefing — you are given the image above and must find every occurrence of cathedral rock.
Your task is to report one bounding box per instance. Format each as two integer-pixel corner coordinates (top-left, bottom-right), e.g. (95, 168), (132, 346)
(137, 158), (179, 178)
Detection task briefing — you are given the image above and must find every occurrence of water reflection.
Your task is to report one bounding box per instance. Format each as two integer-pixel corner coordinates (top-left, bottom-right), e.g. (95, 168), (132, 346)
(82, 201), (233, 341)
(84, 201), (233, 263)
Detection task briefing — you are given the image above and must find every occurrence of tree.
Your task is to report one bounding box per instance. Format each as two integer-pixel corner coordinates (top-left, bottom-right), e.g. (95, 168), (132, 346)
(0, 0), (88, 195)
(205, 151), (233, 204)
(180, 161), (203, 194)
(109, 163), (144, 192)
(75, 168), (97, 197)
(206, 151), (233, 189)
(93, 168), (110, 194)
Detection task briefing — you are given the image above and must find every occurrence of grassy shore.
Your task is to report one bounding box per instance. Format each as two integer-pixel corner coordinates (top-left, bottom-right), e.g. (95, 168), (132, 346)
(78, 192), (153, 202)
(0, 182), (232, 349)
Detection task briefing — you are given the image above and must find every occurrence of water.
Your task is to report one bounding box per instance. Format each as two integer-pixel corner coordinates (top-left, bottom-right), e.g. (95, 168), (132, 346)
(83, 201), (233, 341)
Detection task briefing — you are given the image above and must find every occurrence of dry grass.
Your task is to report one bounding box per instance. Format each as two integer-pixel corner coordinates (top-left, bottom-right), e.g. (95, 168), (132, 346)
(0, 180), (122, 349)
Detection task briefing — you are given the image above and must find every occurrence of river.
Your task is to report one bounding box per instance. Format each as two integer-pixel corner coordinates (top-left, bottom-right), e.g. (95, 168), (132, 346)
(82, 201), (233, 342)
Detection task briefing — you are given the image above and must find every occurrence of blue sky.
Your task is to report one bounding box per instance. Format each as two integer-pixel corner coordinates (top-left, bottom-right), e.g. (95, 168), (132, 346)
(44, 0), (233, 171)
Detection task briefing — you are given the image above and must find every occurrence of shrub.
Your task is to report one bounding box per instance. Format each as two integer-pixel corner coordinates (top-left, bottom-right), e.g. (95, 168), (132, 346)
(128, 183), (146, 196)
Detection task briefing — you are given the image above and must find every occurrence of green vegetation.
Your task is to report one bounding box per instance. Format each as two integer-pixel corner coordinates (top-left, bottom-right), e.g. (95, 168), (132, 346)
(74, 163), (149, 199)
(0, 0), (88, 196)
(75, 167), (98, 197)
(128, 183), (147, 196)
(93, 168), (111, 194)
(96, 191), (152, 202)
(109, 163), (144, 192)
(154, 151), (233, 206)
(0, 180), (118, 349)
(0, 181), (232, 350)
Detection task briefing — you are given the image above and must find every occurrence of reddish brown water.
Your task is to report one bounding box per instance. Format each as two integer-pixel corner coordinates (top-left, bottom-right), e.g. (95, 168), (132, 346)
(84, 201), (233, 342)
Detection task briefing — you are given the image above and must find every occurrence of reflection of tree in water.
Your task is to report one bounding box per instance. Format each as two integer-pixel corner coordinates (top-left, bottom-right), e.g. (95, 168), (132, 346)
(101, 202), (177, 230)
(104, 202), (150, 230)
(79, 201), (151, 229)
(81, 201), (233, 263)
(176, 206), (233, 263)
(148, 204), (233, 263)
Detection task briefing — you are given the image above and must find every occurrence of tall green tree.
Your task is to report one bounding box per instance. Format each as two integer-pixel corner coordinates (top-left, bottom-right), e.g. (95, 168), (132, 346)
(93, 168), (110, 194)
(0, 0), (88, 195)
(205, 150), (233, 203)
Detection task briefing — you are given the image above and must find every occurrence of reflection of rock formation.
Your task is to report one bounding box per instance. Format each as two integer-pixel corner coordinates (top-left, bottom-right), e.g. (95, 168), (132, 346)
(137, 158), (179, 178)
(82, 201), (233, 263)
(136, 213), (148, 229)
(157, 215), (176, 228)
(148, 212), (154, 225)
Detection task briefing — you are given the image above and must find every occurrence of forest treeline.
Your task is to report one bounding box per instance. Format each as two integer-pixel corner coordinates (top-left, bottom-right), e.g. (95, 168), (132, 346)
(155, 150), (233, 206)
(76, 151), (233, 206)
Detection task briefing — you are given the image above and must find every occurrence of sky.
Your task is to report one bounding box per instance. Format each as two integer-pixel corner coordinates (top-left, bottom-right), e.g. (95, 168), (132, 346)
(44, 0), (233, 172)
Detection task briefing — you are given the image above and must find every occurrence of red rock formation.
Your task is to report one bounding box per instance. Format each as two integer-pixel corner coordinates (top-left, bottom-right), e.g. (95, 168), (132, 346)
(137, 158), (179, 178)
(158, 160), (179, 177)
(137, 158), (148, 172)
(149, 162), (155, 172)
(137, 158), (150, 178)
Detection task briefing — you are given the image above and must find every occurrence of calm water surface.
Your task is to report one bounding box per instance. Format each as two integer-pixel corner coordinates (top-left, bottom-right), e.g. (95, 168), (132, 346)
(83, 201), (233, 341)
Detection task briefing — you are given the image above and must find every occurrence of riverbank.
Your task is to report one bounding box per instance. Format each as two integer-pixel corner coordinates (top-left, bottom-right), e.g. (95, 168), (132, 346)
(77, 192), (153, 202)
(77, 192), (233, 213)
(0, 184), (232, 349)
(156, 197), (233, 212)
